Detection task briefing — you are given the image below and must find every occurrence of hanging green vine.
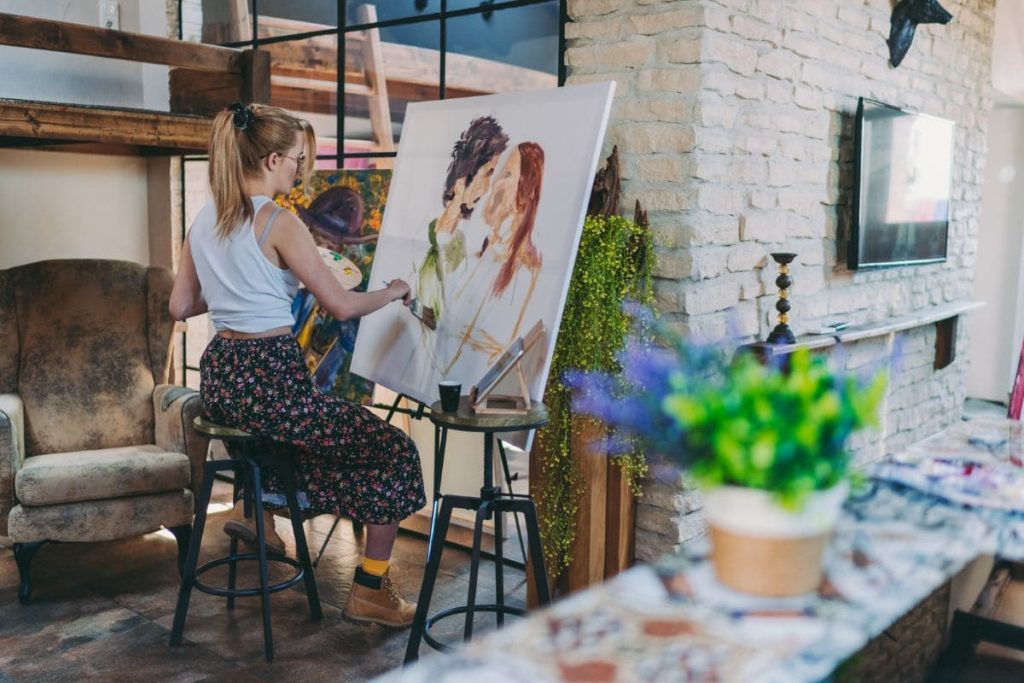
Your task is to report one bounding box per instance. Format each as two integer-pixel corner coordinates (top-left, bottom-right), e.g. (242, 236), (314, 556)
(535, 212), (655, 579)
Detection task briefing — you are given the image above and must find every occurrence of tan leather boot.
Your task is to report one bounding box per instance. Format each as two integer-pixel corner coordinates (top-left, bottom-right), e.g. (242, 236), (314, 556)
(343, 567), (417, 628)
(222, 504), (286, 556)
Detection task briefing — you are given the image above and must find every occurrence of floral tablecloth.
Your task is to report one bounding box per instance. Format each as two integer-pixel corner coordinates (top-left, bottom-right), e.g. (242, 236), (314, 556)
(870, 418), (1024, 558)
(375, 419), (1024, 683)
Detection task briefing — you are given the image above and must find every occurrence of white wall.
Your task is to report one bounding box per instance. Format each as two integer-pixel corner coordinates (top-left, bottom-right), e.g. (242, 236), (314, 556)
(0, 149), (150, 268)
(968, 107), (1024, 402)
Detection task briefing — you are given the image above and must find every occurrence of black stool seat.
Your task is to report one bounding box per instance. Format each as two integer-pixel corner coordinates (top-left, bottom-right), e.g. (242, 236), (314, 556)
(170, 416), (322, 663)
(404, 398), (551, 663)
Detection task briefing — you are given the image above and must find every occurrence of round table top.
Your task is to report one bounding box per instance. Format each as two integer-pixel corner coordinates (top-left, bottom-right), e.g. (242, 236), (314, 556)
(428, 397), (548, 433)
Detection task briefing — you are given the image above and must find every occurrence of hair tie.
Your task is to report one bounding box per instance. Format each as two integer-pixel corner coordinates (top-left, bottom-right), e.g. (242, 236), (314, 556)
(227, 102), (255, 132)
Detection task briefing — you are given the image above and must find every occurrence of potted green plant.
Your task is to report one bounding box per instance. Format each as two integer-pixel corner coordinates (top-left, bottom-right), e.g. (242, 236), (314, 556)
(568, 312), (887, 596)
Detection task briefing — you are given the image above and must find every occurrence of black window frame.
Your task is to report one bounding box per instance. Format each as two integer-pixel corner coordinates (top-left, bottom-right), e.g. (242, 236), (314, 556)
(175, 0), (566, 382)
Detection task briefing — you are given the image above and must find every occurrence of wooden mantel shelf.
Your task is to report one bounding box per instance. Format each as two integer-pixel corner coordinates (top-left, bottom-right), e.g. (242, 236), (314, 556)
(0, 99), (212, 155)
(834, 300), (984, 343)
(741, 300), (984, 367)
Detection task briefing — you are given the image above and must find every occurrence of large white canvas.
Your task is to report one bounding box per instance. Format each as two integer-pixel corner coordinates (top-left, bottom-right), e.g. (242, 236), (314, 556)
(351, 82), (616, 415)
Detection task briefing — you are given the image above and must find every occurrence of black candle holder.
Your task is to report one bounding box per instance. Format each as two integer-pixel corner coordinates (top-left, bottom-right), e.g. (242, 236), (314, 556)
(766, 252), (797, 345)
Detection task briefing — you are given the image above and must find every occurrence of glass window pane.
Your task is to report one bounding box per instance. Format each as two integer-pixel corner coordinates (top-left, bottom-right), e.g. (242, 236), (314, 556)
(447, 0), (507, 11)
(314, 155), (342, 171)
(343, 21), (439, 150)
(266, 36), (340, 154)
(193, 0), (253, 44)
(258, 0), (338, 31)
(181, 157), (214, 389)
(343, 155), (394, 170)
(445, 3), (558, 98)
(345, 1), (440, 25)
(184, 315), (213, 390)
(184, 159), (211, 228)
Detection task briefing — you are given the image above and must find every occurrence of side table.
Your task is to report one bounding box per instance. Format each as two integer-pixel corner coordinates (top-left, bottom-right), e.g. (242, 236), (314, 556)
(404, 397), (551, 663)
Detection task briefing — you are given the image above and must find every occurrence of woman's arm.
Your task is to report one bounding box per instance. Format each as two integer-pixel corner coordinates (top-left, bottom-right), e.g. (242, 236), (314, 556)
(169, 236), (208, 321)
(272, 211), (409, 321)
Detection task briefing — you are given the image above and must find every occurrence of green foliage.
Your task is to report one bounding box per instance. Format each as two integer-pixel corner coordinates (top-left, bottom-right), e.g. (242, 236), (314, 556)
(534, 213), (654, 577)
(663, 348), (887, 508)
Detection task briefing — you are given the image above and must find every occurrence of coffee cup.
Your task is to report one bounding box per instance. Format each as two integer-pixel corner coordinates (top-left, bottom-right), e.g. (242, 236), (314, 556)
(439, 381), (461, 413)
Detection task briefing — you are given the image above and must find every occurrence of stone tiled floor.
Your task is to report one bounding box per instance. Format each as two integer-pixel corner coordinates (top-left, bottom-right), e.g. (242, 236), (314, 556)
(0, 480), (527, 682)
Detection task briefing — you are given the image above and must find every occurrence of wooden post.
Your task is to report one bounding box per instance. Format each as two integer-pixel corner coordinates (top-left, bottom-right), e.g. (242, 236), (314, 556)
(604, 458), (635, 578)
(243, 48), (271, 105)
(565, 418), (608, 592)
(201, 0), (250, 44)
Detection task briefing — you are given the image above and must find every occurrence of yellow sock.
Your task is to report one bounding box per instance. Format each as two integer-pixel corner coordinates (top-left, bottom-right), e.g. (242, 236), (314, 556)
(361, 557), (389, 577)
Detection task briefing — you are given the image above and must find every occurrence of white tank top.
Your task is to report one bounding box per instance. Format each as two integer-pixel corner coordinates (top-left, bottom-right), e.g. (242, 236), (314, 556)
(189, 196), (300, 333)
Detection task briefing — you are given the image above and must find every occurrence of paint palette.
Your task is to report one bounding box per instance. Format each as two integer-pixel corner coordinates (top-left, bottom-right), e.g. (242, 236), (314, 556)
(317, 247), (362, 290)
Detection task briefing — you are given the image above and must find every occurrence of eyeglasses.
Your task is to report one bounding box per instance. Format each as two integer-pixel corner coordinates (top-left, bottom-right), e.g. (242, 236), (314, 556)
(262, 152), (305, 171)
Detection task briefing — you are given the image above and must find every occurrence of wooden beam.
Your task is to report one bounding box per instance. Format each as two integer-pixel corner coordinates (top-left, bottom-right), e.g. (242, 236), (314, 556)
(0, 99), (210, 154)
(356, 4), (394, 154)
(169, 48), (269, 115)
(0, 12), (243, 73)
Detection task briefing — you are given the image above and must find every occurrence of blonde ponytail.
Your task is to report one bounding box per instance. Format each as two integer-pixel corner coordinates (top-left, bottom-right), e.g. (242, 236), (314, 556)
(207, 103), (317, 239)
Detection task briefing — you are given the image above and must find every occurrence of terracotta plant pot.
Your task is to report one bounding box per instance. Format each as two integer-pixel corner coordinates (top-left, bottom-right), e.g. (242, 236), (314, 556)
(702, 482), (848, 597)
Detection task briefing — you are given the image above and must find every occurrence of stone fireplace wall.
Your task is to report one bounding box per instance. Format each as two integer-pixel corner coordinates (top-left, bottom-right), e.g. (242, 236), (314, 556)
(564, 0), (996, 559)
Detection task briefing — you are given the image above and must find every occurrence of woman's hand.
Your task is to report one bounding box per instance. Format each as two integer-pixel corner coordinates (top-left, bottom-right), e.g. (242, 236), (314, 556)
(274, 211), (416, 320)
(386, 278), (412, 306)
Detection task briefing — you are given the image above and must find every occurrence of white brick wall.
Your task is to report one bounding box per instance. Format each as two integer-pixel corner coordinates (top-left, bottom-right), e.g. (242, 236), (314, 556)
(566, 0), (996, 559)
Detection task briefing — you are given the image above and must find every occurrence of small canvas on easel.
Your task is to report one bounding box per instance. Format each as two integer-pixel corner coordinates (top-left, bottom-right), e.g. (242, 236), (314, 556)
(277, 169), (391, 401)
(470, 321), (544, 414)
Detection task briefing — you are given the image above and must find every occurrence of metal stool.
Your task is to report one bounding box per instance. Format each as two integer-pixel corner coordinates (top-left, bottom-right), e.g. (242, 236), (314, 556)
(404, 398), (551, 663)
(170, 416), (322, 662)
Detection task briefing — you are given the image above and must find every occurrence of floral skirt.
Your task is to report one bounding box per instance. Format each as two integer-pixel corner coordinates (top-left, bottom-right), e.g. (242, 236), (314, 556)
(199, 334), (426, 525)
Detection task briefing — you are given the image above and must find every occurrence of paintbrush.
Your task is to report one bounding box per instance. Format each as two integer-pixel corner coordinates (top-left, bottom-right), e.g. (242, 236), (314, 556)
(410, 298), (437, 330)
(384, 281), (437, 330)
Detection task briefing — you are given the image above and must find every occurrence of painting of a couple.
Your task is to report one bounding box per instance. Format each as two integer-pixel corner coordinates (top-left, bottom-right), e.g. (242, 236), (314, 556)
(352, 82), (616, 411)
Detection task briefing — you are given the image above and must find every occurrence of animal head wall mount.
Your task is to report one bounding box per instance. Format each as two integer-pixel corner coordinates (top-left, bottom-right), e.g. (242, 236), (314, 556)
(888, 0), (954, 68)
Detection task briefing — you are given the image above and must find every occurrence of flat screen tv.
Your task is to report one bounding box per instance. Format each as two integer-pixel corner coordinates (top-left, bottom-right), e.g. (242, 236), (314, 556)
(849, 97), (955, 269)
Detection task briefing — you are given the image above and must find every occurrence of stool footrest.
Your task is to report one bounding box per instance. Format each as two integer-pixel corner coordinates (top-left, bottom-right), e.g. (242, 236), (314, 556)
(193, 553), (305, 598)
(423, 604), (527, 652)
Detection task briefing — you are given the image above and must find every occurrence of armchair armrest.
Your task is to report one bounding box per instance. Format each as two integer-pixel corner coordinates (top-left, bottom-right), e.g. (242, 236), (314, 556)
(0, 393), (25, 537)
(153, 384), (209, 510)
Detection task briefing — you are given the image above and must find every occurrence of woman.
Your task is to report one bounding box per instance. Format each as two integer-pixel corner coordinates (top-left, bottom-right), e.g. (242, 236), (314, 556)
(170, 102), (425, 629)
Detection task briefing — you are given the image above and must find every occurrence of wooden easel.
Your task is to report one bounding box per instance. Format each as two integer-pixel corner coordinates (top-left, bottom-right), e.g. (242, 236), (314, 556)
(469, 321), (544, 415)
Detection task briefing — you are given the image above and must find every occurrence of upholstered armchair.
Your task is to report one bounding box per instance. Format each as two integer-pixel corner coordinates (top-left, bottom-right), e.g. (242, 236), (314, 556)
(0, 259), (209, 604)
